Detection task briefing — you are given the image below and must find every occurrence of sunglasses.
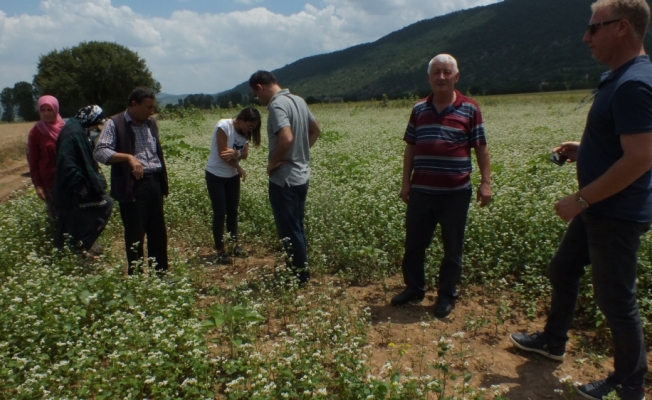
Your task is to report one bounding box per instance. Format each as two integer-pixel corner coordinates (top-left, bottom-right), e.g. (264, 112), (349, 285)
(586, 19), (621, 35)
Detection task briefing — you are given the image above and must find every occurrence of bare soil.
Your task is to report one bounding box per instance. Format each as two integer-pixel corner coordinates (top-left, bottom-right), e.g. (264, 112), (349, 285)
(351, 276), (652, 399)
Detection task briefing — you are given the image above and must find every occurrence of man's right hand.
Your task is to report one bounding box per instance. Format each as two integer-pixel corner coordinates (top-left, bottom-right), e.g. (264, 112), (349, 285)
(129, 155), (144, 179)
(553, 141), (580, 163)
(400, 184), (410, 204)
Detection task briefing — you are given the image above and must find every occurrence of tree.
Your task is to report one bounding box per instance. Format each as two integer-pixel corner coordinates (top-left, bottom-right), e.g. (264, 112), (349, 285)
(33, 41), (161, 116)
(13, 81), (39, 121)
(183, 93), (214, 109)
(245, 95), (259, 106)
(216, 94), (231, 109)
(228, 92), (242, 107)
(0, 87), (15, 122)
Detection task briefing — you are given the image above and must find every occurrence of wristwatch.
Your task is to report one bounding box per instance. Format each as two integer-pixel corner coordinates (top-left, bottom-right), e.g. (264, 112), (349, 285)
(576, 193), (589, 210)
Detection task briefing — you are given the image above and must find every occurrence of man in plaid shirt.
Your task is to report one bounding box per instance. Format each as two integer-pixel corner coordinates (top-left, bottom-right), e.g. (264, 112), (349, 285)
(94, 87), (169, 276)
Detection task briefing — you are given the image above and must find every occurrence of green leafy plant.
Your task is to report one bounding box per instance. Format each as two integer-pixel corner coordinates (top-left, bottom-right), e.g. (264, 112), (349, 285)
(201, 304), (265, 355)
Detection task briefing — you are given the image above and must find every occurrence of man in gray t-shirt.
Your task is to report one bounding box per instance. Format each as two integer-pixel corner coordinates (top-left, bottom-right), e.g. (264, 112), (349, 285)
(249, 70), (321, 283)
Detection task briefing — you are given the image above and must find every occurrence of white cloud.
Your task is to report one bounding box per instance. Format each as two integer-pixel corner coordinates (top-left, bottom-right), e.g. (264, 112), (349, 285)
(235, 0), (264, 4)
(0, 0), (500, 94)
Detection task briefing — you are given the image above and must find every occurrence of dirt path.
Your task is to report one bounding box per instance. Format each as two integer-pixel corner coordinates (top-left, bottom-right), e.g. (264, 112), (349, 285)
(0, 160), (30, 202)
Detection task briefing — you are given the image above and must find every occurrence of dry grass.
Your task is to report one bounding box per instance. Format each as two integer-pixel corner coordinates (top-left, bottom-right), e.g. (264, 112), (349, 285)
(0, 122), (31, 167)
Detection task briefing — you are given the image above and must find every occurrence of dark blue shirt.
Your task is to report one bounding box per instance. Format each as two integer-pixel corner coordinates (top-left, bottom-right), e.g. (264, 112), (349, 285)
(577, 55), (652, 222)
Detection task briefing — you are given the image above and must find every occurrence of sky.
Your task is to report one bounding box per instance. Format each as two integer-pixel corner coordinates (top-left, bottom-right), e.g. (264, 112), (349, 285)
(0, 0), (501, 95)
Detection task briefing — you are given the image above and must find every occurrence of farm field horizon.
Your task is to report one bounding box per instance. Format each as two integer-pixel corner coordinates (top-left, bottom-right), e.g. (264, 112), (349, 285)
(1, 92), (651, 399)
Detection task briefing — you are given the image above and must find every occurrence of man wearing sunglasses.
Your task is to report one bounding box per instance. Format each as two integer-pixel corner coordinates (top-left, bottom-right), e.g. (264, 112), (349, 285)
(510, 1), (652, 399)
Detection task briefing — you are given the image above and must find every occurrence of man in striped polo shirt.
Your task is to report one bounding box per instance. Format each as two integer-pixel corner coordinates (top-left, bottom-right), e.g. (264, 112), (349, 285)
(391, 54), (492, 318)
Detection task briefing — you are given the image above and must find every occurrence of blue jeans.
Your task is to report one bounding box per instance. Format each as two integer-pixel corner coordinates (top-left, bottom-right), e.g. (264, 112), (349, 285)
(402, 189), (471, 298)
(544, 212), (649, 389)
(268, 181), (309, 281)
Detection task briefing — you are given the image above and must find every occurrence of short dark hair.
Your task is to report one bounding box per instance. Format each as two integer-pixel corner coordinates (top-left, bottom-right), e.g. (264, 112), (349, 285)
(128, 86), (156, 106)
(235, 107), (262, 147)
(249, 70), (277, 89)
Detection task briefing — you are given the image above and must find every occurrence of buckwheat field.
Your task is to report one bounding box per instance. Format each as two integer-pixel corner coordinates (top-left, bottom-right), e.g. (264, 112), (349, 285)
(1, 92), (650, 399)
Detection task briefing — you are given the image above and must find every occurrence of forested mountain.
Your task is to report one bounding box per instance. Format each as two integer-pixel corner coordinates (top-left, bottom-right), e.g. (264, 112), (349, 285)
(221, 0), (652, 100)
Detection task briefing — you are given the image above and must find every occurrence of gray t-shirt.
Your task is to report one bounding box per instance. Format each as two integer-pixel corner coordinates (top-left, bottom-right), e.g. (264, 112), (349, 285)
(267, 89), (316, 186)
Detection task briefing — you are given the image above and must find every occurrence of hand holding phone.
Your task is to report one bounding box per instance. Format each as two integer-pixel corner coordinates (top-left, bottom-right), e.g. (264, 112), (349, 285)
(549, 152), (568, 166)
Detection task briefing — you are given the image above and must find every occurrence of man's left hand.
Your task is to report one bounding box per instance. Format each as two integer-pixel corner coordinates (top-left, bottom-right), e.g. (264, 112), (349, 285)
(554, 194), (582, 222)
(476, 182), (492, 207)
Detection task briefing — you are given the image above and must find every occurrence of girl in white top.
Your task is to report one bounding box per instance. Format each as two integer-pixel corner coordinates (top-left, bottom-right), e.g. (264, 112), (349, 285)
(205, 107), (261, 264)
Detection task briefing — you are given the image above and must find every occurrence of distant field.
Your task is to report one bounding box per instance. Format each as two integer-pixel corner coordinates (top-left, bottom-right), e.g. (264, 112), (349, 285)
(0, 121), (31, 144)
(0, 122), (30, 167)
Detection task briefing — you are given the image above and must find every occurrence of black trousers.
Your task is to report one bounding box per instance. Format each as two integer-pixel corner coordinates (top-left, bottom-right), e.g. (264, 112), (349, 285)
(119, 173), (168, 274)
(402, 189), (471, 298)
(205, 171), (240, 251)
(544, 213), (649, 389)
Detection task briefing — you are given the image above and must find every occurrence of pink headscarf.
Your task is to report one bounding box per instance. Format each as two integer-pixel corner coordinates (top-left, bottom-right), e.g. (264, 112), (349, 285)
(35, 95), (65, 141)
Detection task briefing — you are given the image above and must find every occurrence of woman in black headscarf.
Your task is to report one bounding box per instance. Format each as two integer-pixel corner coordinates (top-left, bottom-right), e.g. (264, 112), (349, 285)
(53, 105), (113, 256)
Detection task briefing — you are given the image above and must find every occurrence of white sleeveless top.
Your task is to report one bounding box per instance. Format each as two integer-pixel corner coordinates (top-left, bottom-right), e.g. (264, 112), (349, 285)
(205, 119), (247, 177)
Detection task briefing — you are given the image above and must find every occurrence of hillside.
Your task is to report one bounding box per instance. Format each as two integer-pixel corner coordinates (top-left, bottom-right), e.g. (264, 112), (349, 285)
(223, 0), (652, 100)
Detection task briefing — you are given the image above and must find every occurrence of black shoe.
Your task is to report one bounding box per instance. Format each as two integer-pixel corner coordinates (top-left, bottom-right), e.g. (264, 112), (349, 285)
(216, 251), (231, 265)
(391, 288), (425, 306)
(232, 245), (249, 258)
(297, 275), (310, 286)
(577, 375), (645, 400)
(509, 331), (565, 361)
(293, 266), (310, 285)
(433, 296), (455, 318)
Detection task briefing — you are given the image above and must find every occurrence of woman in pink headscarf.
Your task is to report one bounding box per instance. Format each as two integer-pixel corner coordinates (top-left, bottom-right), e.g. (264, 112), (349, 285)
(27, 95), (65, 221)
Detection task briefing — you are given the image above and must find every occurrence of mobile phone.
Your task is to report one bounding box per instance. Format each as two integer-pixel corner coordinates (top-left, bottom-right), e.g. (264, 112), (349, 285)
(549, 152), (568, 166)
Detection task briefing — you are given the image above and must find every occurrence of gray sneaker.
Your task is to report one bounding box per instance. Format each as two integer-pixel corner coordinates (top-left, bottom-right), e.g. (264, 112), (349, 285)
(509, 331), (565, 361)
